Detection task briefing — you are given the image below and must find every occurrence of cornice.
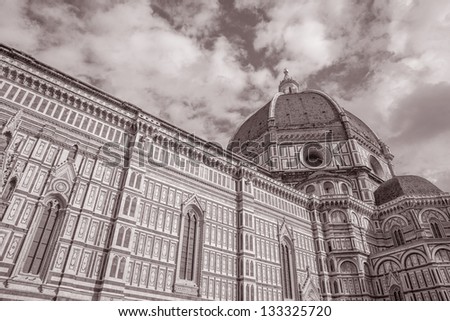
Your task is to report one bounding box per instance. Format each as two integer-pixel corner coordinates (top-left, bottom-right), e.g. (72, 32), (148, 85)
(0, 61), (137, 131)
(313, 194), (374, 215)
(252, 170), (309, 207)
(0, 99), (116, 153)
(0, 44), (138, 117)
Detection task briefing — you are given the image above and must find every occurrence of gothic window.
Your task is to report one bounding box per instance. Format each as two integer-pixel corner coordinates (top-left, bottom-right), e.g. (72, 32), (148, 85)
(117, 258), (126, 279)
(129, 172), (136, 187)
(238, 257), (243, 277)
(123, 229), (131, 248)
(323, 182), (335, 194)
(392, 227), (405, 246)
(179, 208), (200, 282)
(123, 195), (131, 214)
(281, 238), (295, 300)
(389, 285), (404, 301)
(116, 226), (125, 246)
(130, 197), (137, 217)
(109, 256), (119, 277)
(135, 174), (142, 189)
(430, 220), (443, 238)
(23, 200), (62, 276)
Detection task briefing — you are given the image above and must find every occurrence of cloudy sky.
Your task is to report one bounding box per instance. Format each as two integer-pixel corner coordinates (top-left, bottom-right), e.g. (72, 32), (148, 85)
(1, 0), (450, 191)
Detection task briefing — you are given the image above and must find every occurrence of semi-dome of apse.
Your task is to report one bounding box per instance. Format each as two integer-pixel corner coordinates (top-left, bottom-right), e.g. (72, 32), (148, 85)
(374, 175), (444, 205)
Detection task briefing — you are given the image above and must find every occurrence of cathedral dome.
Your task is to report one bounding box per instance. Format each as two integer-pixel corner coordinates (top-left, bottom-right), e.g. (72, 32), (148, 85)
(374, 175), (443, 205)
(230, 89), (380, 146)
(229, 72), (382, 151)
(227, 70), (395, 195)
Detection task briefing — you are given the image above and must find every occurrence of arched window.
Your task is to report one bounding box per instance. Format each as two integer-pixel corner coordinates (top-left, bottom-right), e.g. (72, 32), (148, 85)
(323, 182), (335, 194)
(245, 260), (249, 275)
(123, 229), (131, 248)
(333, 280), (339, 294)
(392, 227), (405, 246)
(250, 261), (254, 277)
(179, 208), (200, 281)
(305, 185), (315, 195)
(389, 285), (404, 301)
(129, 172), (136, 187)
(116, 226), (125, 246)
(123, 195), (131, 214)
(341, 184), (349, 195)
(135, 174), (142, 189)
(245, 234), (249, 250)
(430, 220), (443, 238)
(23, 200), (62, 275)
(130, 197), (137, 217)
(117, 258), (126, 279)
(329, 259), (335, 272)
(238, 257), (243, 277)
(281, 239), (295, 300)
(109, 256), (119, 277)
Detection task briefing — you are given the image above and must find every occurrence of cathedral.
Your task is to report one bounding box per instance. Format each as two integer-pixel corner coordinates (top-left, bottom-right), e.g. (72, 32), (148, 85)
(0, 43), (449, 301)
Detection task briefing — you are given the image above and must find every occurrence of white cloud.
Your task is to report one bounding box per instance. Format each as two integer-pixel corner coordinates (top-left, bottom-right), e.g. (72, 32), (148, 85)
(0, 0), (272, 147)
(1, 0), (449, 190)
(246, 0), (450, 190)
(0, 0), (41, 51)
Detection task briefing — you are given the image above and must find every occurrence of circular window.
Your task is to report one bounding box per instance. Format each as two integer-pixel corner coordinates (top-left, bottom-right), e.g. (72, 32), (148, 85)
(302, 143), (330, 168)
(369, 156), (384, 177)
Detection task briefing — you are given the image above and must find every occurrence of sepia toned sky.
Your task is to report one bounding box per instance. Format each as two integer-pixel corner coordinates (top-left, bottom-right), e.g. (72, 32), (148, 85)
(1, 0), (450, 191)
